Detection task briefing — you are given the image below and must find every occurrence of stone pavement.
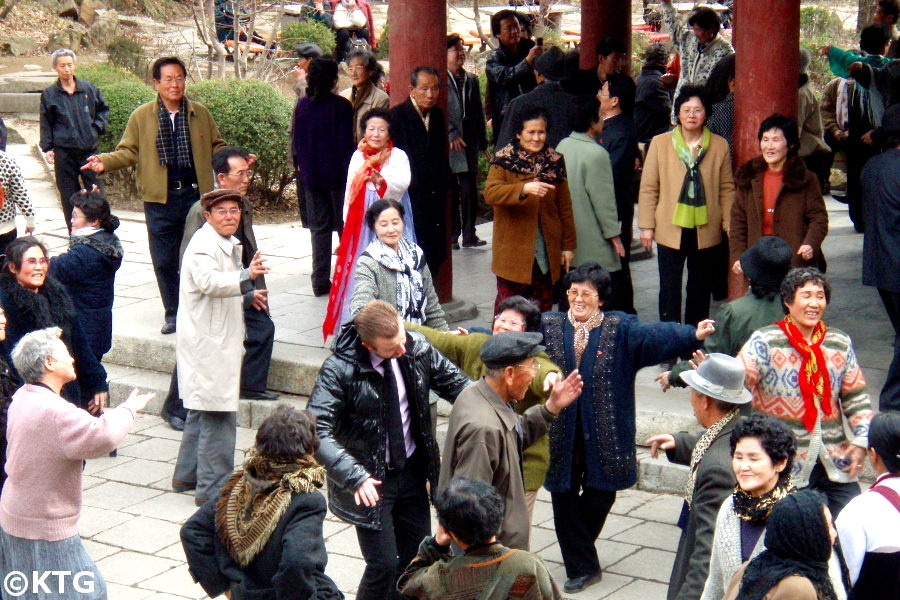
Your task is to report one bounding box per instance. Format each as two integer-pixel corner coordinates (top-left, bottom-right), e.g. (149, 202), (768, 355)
(1, 126), (892, 600)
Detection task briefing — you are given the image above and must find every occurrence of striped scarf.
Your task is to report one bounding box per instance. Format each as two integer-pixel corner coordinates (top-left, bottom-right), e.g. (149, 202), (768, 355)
(215, 454), (326, 567)
(776, 316), (832, 432)
(155, 96), (192, 169)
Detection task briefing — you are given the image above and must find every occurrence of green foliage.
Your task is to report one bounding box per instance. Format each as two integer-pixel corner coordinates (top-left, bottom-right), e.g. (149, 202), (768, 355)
(96, 80), (155, 152)
(280, 20), (337, 55)
(106, 37), (147, 79)
(187, 78), (294, 204)
(376, 22), (389, 59)
(799, 6), (852, 94)
(77, 64), (141, 89)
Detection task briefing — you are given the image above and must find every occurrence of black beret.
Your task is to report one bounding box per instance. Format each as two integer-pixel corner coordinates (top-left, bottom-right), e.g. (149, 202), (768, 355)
(480, 332), (545, 369)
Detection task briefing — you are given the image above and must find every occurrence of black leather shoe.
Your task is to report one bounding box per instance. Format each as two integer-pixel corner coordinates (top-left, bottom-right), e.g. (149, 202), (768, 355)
(452, 241), (460, 250)
(241, 389), (280, 400)
(563, 571), (602, 593)
(160, 322), (176, 335)
(172, 479), (197, 493)
(167, 416), (185, 431)
(462, 237), (487, 248)
(313, 285), (331, 297)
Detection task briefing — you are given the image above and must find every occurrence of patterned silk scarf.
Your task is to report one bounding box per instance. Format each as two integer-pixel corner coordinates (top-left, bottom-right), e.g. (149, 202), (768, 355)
(732, 481), (794, 523)
(671, 126), (711, 229)
(362, 236), (426, 323)
(155, 96), (192, 168)
(215, 453), (326, 567)
(567, 309), (604, 365)
(491, 141), (567, 184)
(323, 138), (394, 340)
(776, 316), (833, 432)
(685, 408), (740, 506)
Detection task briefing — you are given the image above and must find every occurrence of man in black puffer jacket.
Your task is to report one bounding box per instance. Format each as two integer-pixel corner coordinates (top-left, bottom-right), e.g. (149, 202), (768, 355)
(308, 300), (471, 600)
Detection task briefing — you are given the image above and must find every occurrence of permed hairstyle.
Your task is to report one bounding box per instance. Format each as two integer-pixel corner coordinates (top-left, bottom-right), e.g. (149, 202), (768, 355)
(563, 261), (613, 304)
(306, 56), (340, 103)
(70, 189), (120, 232)
(674, 84), (712, 125)
(359, 106), (392, 139)
(346, 49), (384, 86)
(511, 105), (551, 138)
(730, 413), (797, 484)
(780, 267), (832, 308)
(364, 198), (405, 232)
(497, 295), (542, 332)
(687, 6), (722, 35)
(11, 327), (65, 385)
(254, 404), (320, 460)
(434, 478), (505, 546)
(758, 113), (800, 156)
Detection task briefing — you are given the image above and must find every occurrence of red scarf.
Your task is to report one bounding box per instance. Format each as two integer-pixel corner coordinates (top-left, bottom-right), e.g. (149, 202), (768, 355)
(322, 139), (393, 340)
(776, 316), (832, 432)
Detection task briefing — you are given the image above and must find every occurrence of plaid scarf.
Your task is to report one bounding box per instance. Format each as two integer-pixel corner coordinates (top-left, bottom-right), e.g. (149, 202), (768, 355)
(777, 316), (833, 432)
(685, 408), (739, 506)
(155, 96), (192, 169)
(671, 126), (710, 229)
(215, 453), (326, 567)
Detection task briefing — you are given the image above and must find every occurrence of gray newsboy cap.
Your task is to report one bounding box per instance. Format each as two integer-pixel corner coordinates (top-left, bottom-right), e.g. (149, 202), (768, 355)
(480, 332), (545, 369)
(679, 353), (752, 404)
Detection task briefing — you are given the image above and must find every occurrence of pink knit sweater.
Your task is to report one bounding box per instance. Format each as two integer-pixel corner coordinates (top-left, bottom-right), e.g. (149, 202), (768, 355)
(0, 384), (135, 541)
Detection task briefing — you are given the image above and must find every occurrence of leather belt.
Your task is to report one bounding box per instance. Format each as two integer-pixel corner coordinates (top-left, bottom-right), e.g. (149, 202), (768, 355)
(169, 180), (198, 191)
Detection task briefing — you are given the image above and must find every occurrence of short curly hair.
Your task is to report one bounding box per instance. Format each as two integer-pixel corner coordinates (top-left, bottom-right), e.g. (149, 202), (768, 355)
(780, 267), (831, 309)
(255, 405), (320, 461)
(497, 295), (541, 332)
(730, 413), (797, 483)
(563, 261), (613, 306)
(435, 478), (505, 545)
(758, 114), (800, 157)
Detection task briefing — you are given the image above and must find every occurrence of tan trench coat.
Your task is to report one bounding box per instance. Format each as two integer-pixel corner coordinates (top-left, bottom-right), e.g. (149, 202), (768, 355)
(638, 130), (735, 250)
(485, 165), (576, 285)
(176, 223), (249, 412)
(438, 378), (554, 551)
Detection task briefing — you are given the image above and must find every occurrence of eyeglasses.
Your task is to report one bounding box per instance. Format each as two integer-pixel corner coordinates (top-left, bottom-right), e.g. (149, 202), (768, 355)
(493, 315), (525, 328)
(23, 257), (49, 266)
(228, 169), (253, 180)
(566, 290), (599, 301)
(515, 361), (539, 373)
(159, 77), (186, 85)
(212, 208), (242, 217)
(679, 107), (706, 116)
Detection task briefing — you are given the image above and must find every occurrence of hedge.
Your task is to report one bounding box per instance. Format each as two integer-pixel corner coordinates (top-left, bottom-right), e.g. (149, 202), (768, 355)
(96, 80), (156, 153)
(77, 64), (141, 89)
(281, 20), (337, 55)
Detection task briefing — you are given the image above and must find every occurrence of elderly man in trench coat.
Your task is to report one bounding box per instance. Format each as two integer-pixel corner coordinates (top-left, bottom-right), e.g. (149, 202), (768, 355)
(172, 189), (269, 506)
(438, 332), (582, 551)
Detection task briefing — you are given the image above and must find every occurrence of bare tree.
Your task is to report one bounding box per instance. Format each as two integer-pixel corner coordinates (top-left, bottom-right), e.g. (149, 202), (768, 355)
(191, 0), (227, 78)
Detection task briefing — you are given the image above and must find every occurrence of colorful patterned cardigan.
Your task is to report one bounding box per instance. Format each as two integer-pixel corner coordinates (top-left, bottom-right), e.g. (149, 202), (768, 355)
(739, 324), (873, 485)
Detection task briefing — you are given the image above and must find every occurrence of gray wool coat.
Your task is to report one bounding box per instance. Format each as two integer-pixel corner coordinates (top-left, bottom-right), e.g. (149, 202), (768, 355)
(349, 254), (449, 331)
(665, 416), (739, 600)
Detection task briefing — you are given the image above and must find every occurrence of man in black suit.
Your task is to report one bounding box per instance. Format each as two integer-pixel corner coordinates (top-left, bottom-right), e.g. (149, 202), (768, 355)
(390, 67), (451, 278)
(447, 34), (488, 249)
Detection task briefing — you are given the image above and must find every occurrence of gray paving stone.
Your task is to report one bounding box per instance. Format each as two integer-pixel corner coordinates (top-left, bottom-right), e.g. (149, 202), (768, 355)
(606, 548), (676, 583)
(81, 539), (121, 562)
(119, 437), (182, 462)
(84, 455), (133, 476)
(136, 565), (207, 599)
(123, 491), (201, 522)
(157, 542), (187, 562)
(533, 498), (555, 526)
(610, 521), (682, 551)
(610, 489), (659, 515)
(78, 506), (133, 537)
(324, 554), (367, 595)
(547, 563), (631, 600)
(626, 494), (686, 525)
(82, 481), (164, 511)
(104, 582), (155, 600)
(600, 578), (668, 600)
(81, 475), (105, 490)
(323, 518), (351, 538)
(95, 457), (175, 486)
(326, 523), (364, 557)
(95, 551), (180, 586)
(94, 516), (184, 554)
(139, 424), (184, 441)
(597, 514), (642, 540)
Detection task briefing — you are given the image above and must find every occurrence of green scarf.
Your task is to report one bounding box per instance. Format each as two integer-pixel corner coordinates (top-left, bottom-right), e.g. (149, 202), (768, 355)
(671, 126), (711, 229)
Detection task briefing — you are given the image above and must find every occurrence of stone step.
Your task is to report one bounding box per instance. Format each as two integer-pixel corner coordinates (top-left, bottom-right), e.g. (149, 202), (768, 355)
(0, 72), (56, 93)
(104, 363), (308, 429)
(0, 93), (41, 113)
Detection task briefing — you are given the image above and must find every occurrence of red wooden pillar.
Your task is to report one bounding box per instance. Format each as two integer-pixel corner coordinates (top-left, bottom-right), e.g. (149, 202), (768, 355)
(579, 0), (631, 70)
(387, 0), (454, 302)
(729, 0), (800, 299)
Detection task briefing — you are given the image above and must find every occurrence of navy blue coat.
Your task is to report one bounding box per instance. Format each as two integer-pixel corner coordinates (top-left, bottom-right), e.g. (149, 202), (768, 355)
(862, 148), (900, 294)
(49, 230), (123, 360)
(541, 311), (702, 492)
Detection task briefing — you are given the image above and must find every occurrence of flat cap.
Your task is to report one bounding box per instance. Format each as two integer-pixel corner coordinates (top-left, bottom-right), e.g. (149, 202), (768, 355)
(200, 189), (243, 210)
(480, 332), (545, 369)
(295, 42), (324, 59)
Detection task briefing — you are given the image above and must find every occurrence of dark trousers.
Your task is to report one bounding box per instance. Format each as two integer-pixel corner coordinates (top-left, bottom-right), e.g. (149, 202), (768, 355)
(878, 288), (900, 412)
(495, 261), (555, 313)
(0, 229), (16, 257)
(144, 186), (199, 323)
(657, 229), (722, 325)
(295, 173), (309, 228)
(803, 151), (833, 195)
(355, 452), (431, 600)
(613, 201), (636, 314)
(162, 306), (275, 420)
(54, 147), (102, 232)
(551, 459), (617, 579)
(808, 461), (861, 518)
(846, 139), (879, 232)
(305, 186), (343, 291)
(451, 171), (478, 243)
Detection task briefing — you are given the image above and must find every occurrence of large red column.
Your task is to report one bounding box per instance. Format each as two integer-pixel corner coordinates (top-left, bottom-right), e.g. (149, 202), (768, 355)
(580, 0), (631, 70)
(729, 0), (800, 298)
(387, 0), (453, 302)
